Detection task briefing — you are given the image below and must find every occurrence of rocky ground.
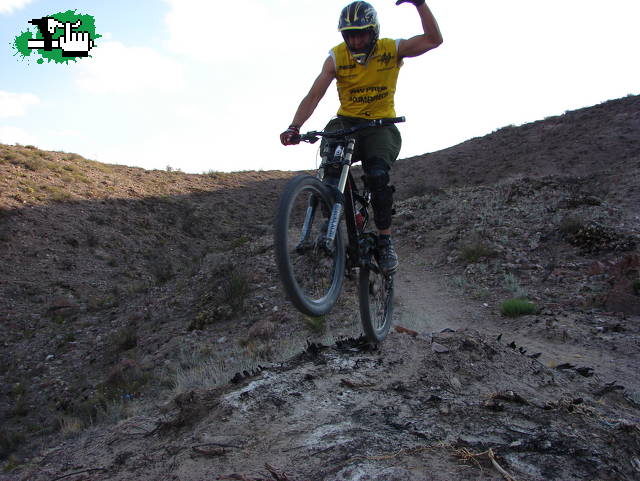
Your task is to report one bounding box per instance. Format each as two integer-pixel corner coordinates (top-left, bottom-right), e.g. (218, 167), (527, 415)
(0, 94), (639, 480)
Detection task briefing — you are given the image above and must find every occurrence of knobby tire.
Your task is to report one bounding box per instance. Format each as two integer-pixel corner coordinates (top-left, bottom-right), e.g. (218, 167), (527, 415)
(359, 265), (394, 343)
(274, 175), (345, 317)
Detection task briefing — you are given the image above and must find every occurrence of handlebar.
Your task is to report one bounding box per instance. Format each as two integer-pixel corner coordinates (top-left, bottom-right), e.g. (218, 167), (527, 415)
(296, 116), (405, 144)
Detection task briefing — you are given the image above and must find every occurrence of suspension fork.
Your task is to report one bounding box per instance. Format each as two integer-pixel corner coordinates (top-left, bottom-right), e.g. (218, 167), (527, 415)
(299, 136), (353, 249)
(325, 139), (355, 248)
(297, 193), (319, 249)
(342, 177), (360, 265)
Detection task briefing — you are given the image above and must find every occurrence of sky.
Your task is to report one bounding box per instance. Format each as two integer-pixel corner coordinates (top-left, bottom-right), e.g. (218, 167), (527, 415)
(0, 0), (639, 174)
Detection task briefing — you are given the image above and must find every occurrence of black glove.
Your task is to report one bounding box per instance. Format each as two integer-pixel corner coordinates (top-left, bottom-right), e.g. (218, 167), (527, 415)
(396, 0), (425, 6)
(280, 125), (300, 146)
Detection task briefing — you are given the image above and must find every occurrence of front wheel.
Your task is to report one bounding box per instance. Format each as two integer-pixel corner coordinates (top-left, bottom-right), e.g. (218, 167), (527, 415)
(359, 265), (394, 343)
(274, 175), (346, 317)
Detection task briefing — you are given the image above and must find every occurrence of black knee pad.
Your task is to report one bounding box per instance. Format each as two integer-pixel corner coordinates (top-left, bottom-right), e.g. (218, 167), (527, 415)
(365, 169), (393, 230)
(365, 168), (390, 193)
(364, 161), (395, 230)
(371, 186), (394, 230)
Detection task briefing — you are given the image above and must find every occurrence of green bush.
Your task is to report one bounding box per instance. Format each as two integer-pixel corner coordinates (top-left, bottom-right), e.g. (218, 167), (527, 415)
(21, 155), (47, 171)
(500, 298), (537, 317)
(2, 151), (21, 164)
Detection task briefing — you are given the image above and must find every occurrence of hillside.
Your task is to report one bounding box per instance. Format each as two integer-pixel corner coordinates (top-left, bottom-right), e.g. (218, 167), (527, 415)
(1, 94), (639, 480)
(394, 94), (640, 205)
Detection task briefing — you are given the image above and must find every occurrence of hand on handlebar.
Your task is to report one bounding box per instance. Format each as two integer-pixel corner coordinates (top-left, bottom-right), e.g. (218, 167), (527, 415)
(280, 125), (300, 146)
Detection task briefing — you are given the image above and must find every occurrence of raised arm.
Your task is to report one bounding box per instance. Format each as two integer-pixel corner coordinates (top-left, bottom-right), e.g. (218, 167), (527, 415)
(397, 1), (443, 60)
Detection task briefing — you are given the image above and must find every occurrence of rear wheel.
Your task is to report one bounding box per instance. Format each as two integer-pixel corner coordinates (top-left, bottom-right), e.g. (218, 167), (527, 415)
(359, 265), (394, 343)
(274, 175), (345, 316)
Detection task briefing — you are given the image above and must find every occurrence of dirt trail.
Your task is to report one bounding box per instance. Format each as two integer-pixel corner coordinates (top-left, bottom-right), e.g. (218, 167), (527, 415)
(13, 248), (640, 481)
(395, 251), (482, 334)
(396, 249), (640, 395)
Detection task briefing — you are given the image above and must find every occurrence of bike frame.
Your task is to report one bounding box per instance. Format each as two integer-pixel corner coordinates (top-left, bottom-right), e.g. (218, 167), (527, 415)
(296, 116), (405, 272)
(319, 138), (371, 271)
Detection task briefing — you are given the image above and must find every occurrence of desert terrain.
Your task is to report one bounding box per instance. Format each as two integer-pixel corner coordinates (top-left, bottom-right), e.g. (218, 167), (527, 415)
(1, 94), (639, 480)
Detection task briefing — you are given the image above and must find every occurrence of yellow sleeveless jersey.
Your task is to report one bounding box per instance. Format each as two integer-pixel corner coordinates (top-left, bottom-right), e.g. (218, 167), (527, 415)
(331, 38), (402, 119)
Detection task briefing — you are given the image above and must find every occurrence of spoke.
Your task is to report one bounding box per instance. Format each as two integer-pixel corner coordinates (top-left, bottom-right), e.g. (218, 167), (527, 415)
(289, 224), (336, 301)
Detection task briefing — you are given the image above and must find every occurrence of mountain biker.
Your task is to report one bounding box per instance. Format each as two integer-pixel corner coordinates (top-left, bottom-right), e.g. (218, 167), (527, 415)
(280, 0), (443, 274)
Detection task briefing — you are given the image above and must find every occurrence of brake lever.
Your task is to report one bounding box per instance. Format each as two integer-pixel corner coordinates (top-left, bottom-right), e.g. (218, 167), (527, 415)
(299, 133), (320, 144)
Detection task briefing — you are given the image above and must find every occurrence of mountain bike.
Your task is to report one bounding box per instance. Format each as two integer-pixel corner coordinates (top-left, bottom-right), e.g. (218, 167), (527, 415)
(274, 117), (405, 343)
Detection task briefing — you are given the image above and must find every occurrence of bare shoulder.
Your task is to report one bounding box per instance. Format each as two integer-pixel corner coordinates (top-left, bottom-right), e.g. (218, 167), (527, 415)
(307, 55), (336, 96)
(321, 55), (336, 77)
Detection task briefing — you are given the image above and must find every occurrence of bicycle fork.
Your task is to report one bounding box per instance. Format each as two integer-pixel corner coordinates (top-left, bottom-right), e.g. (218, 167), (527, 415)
(324, 139), (355, 250)
(297, 194), (318, 251)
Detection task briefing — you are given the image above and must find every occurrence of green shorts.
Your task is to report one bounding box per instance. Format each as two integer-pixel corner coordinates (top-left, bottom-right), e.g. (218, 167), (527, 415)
(321, 116), (402, 169)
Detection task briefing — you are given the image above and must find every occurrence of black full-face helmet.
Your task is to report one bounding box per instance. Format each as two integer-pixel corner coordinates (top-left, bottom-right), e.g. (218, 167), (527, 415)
(338, 1), (380, 64)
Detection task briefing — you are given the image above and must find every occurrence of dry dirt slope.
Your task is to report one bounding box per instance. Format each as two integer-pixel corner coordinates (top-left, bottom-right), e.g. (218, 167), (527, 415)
(1, 94), (639, 480)
(393, 93), (640, 205)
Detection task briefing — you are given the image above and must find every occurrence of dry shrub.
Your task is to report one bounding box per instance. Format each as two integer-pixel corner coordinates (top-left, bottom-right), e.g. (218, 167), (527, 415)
(304, 316), (326, 334)
(0, 430), (24, 460)
(564, 221), (636, 253)
(190, 262), (251, 330)
(97, 359), (149, 402)
(406, 183), (444, 199)
(57, 416), (84, 438)
(604, 254), (640, 314)
(248, 319), (277, 340)
(460, 241), (494, 264)
(559, 215), (584, 236)
(219, 263), (250, 315)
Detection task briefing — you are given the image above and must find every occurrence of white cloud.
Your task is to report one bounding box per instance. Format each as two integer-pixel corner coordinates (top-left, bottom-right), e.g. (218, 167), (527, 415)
(46, 129), (81, 138)
(75, 41), (185, 94)
(163, 0), (337, 64)
(163, 0), (267, 62)
(0, 125), (37, 145)
(0, 91), (40, 118)
(0, 0), (32, 14)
